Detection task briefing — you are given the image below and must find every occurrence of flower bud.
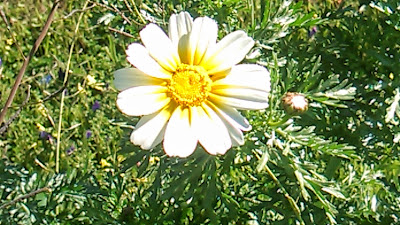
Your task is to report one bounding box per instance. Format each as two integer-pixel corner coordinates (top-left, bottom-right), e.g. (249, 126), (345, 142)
(281, 92), (309, 115)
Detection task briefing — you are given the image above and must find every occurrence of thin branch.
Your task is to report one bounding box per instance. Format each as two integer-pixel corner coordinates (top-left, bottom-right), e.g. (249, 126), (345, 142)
(63, 3), (96, 19)
(41, 84), (67, 102)
(0, 0), (62, 125)
(108, 27), (134, 38)
(129, 0), (146, 24)
(0, 85), (31, 135)
(89, 0), (143, 26)
(55, 0), (89, 173)
(0, 187), (50, 209)
(89, 1), (131, 25)
(123, 0), (136, 17)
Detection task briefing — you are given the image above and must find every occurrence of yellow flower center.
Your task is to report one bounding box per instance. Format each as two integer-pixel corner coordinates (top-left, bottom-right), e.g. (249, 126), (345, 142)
(167, 64), (212, 107)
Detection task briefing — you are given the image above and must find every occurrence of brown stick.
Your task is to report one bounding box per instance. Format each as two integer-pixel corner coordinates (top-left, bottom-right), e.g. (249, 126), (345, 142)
(0, 187), (50, 209)
(108, 26), (134, 38)
(0, 0), (62, 124)
(0, 85), (31, 135)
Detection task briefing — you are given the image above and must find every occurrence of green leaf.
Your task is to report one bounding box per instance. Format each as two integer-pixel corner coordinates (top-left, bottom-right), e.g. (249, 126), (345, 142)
(308, 75), (356, 108)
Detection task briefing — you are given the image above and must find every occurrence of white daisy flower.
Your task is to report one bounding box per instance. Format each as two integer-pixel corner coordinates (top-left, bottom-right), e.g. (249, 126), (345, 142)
(114, 11), (270, 158)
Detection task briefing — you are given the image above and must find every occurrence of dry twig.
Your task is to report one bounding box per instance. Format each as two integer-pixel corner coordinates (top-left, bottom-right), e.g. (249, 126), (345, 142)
(0, 85), (31, 135)
(0, 187), (50, 209)
(0, 0), (62, 124)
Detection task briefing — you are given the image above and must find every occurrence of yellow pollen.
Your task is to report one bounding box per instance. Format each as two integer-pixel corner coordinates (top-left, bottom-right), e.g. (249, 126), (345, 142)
(167, 64), (212, 107)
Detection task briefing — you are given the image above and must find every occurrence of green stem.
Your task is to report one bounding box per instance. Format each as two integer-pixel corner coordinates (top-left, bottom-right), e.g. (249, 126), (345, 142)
(264, 164), (306, 225)
(267, 114), (291, 127)
(55, 0), (89, 173)
(130, 0), (146, 24)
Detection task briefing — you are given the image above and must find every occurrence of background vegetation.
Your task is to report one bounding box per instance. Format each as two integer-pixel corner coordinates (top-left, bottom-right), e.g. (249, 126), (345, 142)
(0, 0), (399, 224)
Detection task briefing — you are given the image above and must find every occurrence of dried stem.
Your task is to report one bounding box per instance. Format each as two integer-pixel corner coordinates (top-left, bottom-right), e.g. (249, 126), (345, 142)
(0, 85), (31, 135)
(108, 27), (134, 38)
(0, 187), (50, 209)
(89, 0), (143, 26)
(0, 0), (62, 125)
(63, 3), (95, 19)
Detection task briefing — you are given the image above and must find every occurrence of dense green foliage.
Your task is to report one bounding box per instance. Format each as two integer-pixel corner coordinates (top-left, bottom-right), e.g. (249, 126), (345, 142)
(0, 0), (399, 224)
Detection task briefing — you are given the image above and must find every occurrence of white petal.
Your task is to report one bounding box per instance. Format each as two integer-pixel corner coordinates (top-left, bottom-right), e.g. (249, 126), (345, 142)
(130, 105), (174, 149)
(218, 117), (244, 146)
(206, 102), (248, 146)
(177, 34), (190, 64)
(201, 30), (254, 74)
(213, 64), (271, 92)
(163, 106), (198, 157)
(210, 64), (270, 110)
(186, 16), (218, 65)
(126, 43), (172, 79)
(191, 104), (231, 155)
(113, 68), (163, 91)
(227, 125), (244, 146)
(140, 24), (180, 71)
(213, 87), (269, 102)
(168, 12), (193, 47)
(209, 90), (269, 110)
(117, 86), (170, 116)
(208, 101), (251, 131)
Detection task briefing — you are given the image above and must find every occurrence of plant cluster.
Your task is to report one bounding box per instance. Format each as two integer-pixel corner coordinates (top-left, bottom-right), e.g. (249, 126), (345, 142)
(0, 0), (399, 224)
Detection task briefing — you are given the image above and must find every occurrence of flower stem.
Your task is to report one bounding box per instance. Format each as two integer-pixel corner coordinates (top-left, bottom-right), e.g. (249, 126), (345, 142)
(267, 114), (291, 127)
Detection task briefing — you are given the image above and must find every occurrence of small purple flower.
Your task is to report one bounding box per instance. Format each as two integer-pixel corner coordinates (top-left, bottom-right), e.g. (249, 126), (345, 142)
(92, 100), (100, 111)
(85, 130), (92, 139)
(66, 145), (76, 155)
(0, 57), (2, 67)
(39, 131), (54, 145)
(39, 131), (49, 140)
(308, 26), (318, 38)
